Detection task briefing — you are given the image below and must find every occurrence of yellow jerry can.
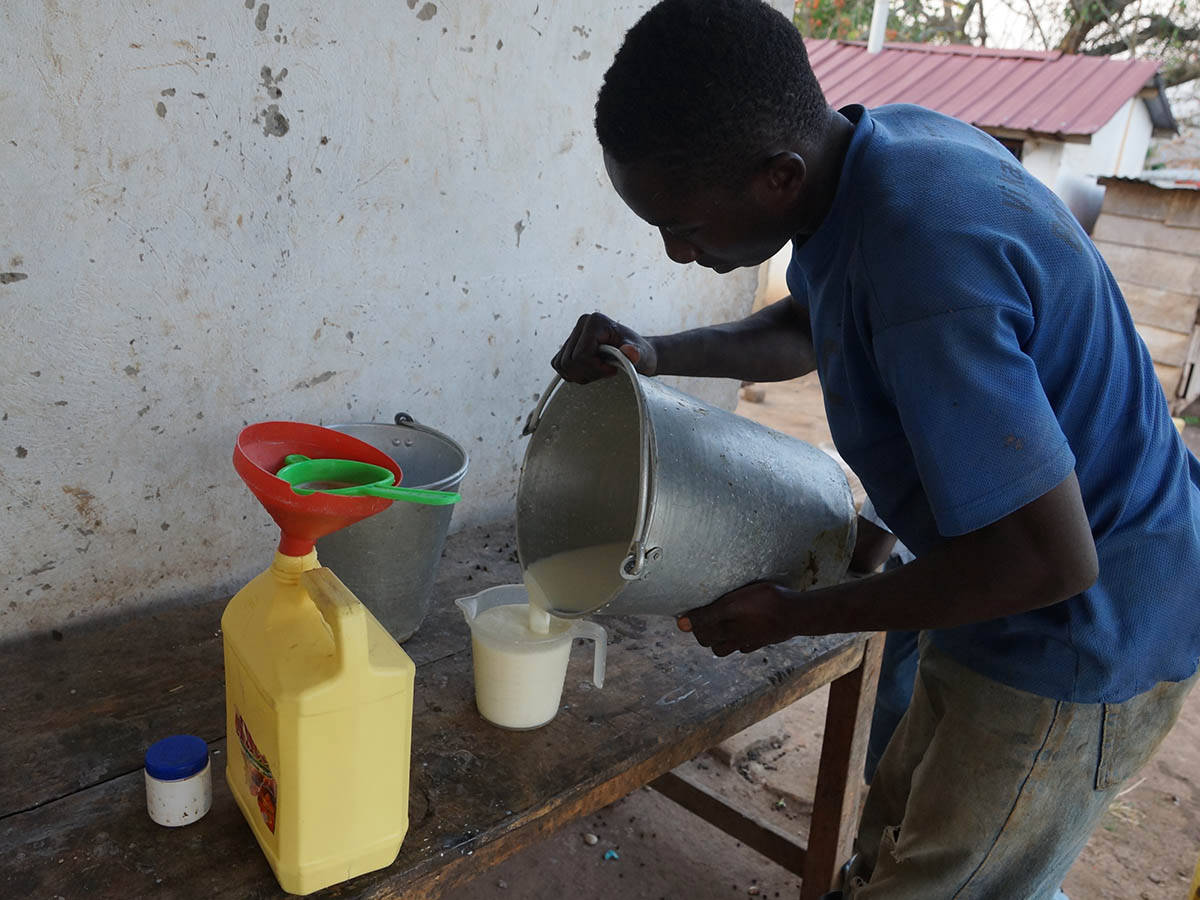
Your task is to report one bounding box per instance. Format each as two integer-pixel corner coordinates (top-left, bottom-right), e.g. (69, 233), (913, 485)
(222, 552), (415, 895)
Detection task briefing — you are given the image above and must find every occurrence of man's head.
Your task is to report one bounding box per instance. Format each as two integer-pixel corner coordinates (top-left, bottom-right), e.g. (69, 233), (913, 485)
(595, 0), (835, 272)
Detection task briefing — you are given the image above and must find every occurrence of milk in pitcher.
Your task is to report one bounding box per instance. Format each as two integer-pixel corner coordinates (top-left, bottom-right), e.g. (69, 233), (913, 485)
(470, 603), (575, 729)
(458, 584), (607, 731)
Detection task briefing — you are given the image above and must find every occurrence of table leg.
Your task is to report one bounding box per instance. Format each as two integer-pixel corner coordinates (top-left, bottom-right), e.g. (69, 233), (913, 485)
(800, 634), (884, 900)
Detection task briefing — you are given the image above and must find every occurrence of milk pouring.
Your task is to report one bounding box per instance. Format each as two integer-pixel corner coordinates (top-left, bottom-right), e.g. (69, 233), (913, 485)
(523, 543), (629, 617)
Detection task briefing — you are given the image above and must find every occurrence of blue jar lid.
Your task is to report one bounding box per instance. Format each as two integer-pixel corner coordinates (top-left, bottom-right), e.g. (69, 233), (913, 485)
(145, 735), (209, 780)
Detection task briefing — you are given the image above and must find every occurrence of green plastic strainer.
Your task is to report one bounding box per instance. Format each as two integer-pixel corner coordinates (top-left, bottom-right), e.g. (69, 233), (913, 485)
(276, 454), (461, 507)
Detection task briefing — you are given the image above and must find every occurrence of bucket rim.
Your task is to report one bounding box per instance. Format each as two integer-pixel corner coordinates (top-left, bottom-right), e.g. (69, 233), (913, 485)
(327, 417), (470, 492)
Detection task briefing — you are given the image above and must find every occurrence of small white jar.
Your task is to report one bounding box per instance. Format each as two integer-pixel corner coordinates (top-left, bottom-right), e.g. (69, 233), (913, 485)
(144, 734), (212, 827)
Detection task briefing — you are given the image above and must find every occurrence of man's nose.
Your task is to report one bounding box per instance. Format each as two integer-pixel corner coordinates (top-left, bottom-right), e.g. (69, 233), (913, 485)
(660, 229), (698, 264)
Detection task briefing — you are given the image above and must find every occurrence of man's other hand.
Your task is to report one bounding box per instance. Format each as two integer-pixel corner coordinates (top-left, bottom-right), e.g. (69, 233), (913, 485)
(551, 312), (658, 383)
(677, 581), (796, 656)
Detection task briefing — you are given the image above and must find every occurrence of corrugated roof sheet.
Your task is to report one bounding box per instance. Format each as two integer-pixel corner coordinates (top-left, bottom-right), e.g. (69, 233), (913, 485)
(1100, 170), (1200, 190)
(806, 39), (1167, 139)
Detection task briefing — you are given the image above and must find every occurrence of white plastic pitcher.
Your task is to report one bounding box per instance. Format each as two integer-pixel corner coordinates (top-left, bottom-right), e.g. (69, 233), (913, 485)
(455, 585), (606, 730)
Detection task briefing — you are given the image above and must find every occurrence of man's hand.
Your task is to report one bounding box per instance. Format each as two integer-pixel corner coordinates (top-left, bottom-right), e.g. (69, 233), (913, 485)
(677, 581), (798, 657)
(551, 312), (658, 384)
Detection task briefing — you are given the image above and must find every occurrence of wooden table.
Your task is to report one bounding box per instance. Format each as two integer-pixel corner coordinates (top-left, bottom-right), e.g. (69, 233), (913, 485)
(0, 523), (880, 899)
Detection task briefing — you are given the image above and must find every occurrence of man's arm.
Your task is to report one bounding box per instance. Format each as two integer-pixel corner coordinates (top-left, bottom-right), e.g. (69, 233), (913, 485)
(848, 515), (898, 575)
(681, 471), (1099, 656)
(551, 296), (816, 384)
(651, 295), (816, 382)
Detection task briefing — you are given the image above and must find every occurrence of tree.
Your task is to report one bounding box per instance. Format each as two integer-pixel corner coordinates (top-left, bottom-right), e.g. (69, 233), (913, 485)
(793, 0), (1200, 108)
(1055, 0), (1199, 90)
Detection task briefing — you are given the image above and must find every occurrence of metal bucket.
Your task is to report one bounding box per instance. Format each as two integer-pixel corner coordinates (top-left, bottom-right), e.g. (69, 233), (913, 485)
(516, 348), (855, 618)
(316, 414), (469, 642)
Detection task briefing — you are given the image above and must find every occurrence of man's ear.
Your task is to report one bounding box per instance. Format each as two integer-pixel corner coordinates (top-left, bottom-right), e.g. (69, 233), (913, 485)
(758, 151), (806, 203)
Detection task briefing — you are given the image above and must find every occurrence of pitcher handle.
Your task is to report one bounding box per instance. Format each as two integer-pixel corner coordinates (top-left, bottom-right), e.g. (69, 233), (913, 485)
(301, 567), (369, 675)
(573, 620), (608, 689)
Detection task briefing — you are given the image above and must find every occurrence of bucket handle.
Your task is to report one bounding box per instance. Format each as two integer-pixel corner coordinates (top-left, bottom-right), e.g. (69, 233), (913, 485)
(300, 567), (369, 675)
(523, 346), (658, 580)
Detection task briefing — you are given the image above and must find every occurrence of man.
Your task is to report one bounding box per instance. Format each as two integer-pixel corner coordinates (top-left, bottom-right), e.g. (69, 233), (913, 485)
(551, 1), (1200, 898)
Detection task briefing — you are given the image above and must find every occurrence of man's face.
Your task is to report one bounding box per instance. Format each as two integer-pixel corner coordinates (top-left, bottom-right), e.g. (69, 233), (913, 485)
(603, 151), (799, 274)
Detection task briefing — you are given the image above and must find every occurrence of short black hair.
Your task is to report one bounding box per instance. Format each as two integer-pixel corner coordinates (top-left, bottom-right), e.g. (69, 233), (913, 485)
(595, 0), (828, 187)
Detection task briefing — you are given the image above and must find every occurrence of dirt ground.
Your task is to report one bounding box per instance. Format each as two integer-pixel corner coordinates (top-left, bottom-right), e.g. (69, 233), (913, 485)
(443, 375), (1200, 900)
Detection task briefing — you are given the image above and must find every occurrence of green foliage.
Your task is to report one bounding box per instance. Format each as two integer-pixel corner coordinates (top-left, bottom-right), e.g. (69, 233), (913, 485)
(792, 0), (875, 41)
(792, 0), (984, 44)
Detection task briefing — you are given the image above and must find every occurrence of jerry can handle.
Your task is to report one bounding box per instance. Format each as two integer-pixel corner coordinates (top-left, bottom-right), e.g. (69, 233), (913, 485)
(523, 345), (658, 581)
(300, 567), (370, 674)
(572, 620), (607, 689)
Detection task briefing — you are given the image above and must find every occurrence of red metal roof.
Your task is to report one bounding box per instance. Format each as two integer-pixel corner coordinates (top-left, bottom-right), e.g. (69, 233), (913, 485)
(805, 39), (1163, 139)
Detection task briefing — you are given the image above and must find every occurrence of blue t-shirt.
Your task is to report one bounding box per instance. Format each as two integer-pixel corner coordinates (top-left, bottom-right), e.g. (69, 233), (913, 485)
(787, 104), (1200, 703)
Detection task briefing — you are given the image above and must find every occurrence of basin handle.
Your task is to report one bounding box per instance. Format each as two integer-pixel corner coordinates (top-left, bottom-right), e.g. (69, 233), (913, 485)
(522, 346), (659, 581)
(598, 346), (658, 581)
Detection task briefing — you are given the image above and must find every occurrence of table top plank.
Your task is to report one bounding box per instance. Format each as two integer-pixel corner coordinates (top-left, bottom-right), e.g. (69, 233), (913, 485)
(0, 524), (521, 818)
(0, 521), (867, 899)
(0, 629), (862, 899)
(0, 598), (226, 819)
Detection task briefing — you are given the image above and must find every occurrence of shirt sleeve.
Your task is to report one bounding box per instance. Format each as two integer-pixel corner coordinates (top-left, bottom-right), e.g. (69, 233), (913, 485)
(871, 304), (1076, 537)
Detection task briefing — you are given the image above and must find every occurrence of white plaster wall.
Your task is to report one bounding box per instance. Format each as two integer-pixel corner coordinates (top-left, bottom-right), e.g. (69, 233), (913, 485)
(1019, 138), (1066, 189)
(1061, 98), (1153, 178)
(0, 0), (773, 638)
(1020, 99), (1154, 194)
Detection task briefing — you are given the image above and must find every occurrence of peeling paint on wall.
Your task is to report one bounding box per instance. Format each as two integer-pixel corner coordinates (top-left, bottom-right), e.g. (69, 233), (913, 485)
(260, 65), (287, 99)
(261, 103), (289, 137)
(293, 371), (337, 390)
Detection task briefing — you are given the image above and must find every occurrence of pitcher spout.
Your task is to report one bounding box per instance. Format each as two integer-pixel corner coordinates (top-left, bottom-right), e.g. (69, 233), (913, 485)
(454, 594), (476, 624)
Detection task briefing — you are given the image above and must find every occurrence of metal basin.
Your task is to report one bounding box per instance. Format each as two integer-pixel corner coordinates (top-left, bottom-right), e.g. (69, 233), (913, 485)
(517, 349), (855, 618)
(316, 414), (469, 642)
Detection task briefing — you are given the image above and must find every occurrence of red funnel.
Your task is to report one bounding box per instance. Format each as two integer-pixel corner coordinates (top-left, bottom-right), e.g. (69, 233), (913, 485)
(233, 421), (403, 557)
